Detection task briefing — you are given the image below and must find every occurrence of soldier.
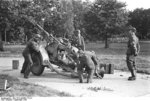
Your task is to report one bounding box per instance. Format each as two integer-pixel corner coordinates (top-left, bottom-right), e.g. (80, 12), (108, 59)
(77, 50), (104, 83)
(72, 30), (85, 51)
(126, 26), (140, 81)
(21, 34), (42, 78)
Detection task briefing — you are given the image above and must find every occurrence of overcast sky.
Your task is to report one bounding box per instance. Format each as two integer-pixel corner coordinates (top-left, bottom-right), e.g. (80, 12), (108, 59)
(118, 0), (150, 10)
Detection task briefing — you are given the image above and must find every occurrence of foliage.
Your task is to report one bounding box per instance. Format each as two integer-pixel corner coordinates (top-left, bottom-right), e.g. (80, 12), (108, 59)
(0, 0), (16, 51)
(129, 8), (150, 39)
(0, 0), (75, 42)
(56, 0), (74, 38)
(0, 0), (150, 48)
(17, 0), (62, 40)
(72, 0), (90, 37)
(84, 0), (129, 42)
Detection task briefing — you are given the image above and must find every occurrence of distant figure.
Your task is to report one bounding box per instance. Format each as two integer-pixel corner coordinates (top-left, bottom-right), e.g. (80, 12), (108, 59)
(21, 34), (42, 79)
(72, 30), (85, 51)
(126, 26), (140, 81)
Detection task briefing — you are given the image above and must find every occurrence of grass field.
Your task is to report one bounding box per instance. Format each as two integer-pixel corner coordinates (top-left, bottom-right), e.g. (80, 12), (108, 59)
(86, 41), (150, 74)
(1, 41), (150, 74)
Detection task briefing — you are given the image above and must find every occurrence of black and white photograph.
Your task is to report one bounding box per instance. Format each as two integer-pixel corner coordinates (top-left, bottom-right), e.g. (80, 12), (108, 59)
(0, 0), (150, 100)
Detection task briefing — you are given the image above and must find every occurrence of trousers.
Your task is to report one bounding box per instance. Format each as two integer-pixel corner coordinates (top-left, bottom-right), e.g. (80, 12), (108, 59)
(21, 53), (33, 77)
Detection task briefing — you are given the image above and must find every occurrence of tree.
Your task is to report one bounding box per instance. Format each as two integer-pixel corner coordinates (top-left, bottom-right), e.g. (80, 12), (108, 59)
(0, 0), (15, 51)
(0, 0), (77, 45)
(72, 0), (91, 39)
(59, 0), (74, 38)
(129, 8), (150, 39)
(17, 0), (58, 40)
(34, 0), (75, 38)
(84, 0), (129, 48)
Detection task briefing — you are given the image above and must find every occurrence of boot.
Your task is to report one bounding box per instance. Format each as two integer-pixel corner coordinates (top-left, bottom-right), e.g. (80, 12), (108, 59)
(24, 65), (31, 79)
(128, 70), (136, 81)
(24, 75), (29, 79)
(24, 70), (29, 79)
(20, 70), (24, 74)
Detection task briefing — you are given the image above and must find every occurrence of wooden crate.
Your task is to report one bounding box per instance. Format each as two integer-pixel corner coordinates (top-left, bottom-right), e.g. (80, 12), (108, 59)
(109, 64), (114, 74)
(100, 63), (114, 74)
(0, 79), (7, 90)
(12, 60), (19, 69)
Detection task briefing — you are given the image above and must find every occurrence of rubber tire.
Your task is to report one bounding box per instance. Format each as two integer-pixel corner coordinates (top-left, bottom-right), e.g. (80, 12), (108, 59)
(31, 52), (45, 76)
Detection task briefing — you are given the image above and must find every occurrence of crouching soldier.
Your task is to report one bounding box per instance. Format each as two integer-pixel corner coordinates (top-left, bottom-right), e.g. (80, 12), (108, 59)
(77, 50), (104, 83)
(21, 34), (42, 78)
(126, 26), (140, 81)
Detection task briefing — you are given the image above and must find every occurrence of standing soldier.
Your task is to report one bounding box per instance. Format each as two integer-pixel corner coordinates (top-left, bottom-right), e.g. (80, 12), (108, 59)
(126, 26), (140, 81)
(72, 30), (85, 51)
(21, 34), (42, 79)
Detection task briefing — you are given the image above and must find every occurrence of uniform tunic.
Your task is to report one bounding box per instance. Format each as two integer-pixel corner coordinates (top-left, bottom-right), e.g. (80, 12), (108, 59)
(21, 38), (40, 77)
(126, 34), (140, 71)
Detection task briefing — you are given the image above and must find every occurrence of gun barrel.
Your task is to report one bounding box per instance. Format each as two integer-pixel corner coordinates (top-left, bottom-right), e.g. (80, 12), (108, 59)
(35, 22), (60, 43)
(26, 17), (64, 45)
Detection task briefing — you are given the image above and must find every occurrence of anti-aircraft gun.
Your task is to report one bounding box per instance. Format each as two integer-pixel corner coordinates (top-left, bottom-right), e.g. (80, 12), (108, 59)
(25, 17), (104, 78)
(25, 17), (79, 78)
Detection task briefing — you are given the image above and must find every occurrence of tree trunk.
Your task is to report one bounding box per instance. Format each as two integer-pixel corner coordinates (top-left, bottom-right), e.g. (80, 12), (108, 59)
(0, 32), (4, 51)
(105, 33), (109, 48)
(4, 29), (7, 42)
(0, 41), (4, 51)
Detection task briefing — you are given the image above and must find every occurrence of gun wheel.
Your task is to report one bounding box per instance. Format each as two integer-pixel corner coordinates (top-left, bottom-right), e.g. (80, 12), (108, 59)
(31, 52), (45, 76)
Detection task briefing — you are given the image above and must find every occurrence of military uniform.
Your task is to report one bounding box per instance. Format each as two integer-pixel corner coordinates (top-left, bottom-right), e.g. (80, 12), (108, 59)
(21, 35), (41, 78)
(77, 51), (102, 83)
(126, 27), (140, 80)
(77, 35), (85, 51)
(71, 30), (85, 51)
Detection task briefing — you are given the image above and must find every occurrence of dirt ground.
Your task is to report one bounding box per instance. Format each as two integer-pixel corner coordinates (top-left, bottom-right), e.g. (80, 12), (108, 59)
(0, 57), (150, 98)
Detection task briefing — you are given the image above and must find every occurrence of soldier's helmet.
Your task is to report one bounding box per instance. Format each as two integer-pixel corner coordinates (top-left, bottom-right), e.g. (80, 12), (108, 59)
(129, 26), (136, 33)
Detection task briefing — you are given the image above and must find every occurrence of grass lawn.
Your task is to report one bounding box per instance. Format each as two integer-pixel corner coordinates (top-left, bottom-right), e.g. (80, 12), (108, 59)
(86, 41), (150, 74)
(1, 41), (150, 74)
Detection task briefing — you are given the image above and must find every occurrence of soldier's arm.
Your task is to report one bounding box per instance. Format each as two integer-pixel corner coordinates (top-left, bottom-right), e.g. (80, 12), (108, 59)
(81, 37), (85, 51)
(130, 37), (138, 56)
(91, 53), (99, 66)
(136, 39), (140, 55)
